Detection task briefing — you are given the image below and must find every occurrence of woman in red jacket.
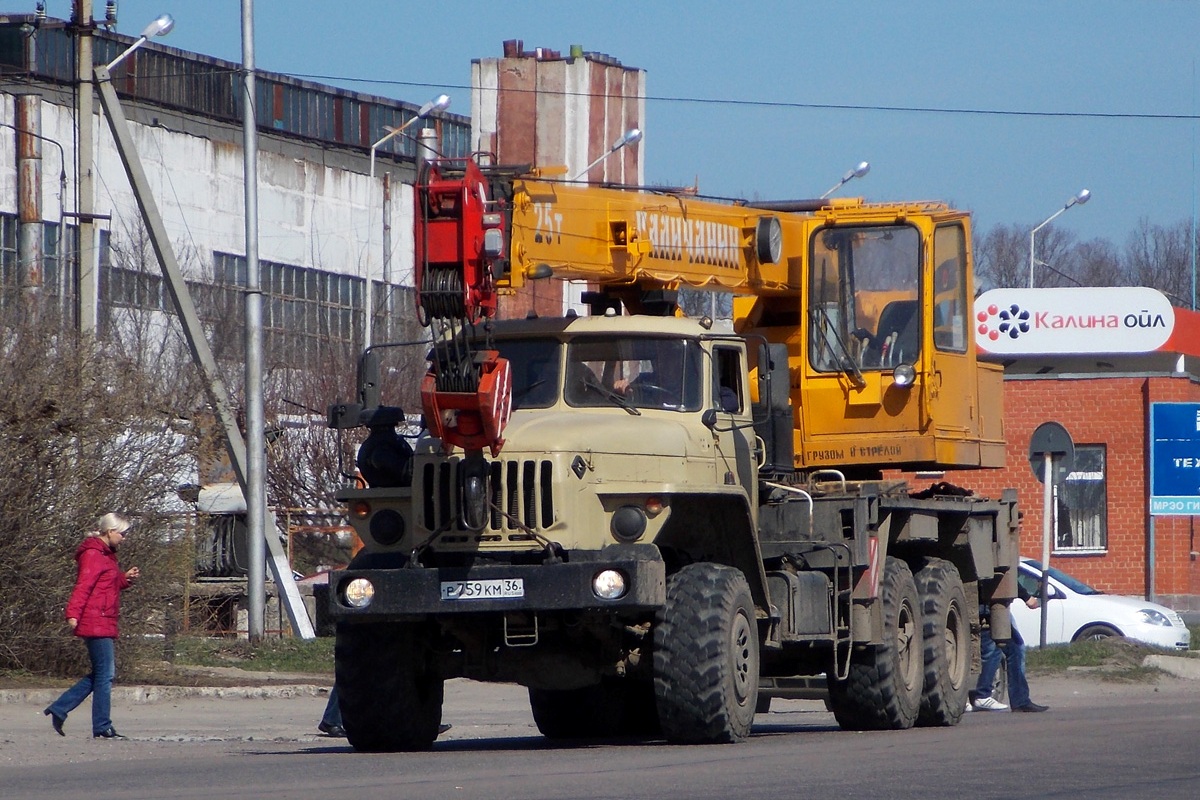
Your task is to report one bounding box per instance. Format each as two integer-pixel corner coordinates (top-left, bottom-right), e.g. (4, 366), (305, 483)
(44, 513), (140, 739)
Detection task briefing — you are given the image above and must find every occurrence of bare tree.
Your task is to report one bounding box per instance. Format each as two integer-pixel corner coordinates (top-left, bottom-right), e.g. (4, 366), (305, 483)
(1074, 238), (1125, 287)
(1125, 218), (1195, 307)
(974, 224), (1027, 291)
(0, 301), (194, 676)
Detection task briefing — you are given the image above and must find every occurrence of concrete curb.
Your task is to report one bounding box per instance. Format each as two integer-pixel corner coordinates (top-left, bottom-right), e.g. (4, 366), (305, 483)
(0, 683), (330, 707)
(1143, 653), (1200, 680)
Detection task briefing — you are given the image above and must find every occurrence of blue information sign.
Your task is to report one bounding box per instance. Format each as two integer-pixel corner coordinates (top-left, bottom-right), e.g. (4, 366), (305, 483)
(1150, 402), (1200, 515)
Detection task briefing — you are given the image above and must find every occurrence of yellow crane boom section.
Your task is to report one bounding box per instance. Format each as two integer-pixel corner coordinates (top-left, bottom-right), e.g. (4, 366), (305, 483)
(500, 178), (961, 299)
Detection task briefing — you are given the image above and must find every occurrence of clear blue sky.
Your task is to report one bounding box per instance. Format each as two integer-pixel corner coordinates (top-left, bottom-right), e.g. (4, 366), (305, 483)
(104, 1), (1200, 245)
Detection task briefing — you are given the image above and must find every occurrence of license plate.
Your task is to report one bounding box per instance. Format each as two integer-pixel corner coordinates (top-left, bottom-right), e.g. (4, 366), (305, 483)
(440, 578), (525, 600)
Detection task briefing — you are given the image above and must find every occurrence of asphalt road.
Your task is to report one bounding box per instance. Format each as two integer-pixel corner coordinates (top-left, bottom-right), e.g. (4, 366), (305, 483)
(2, 674), (1198, 800)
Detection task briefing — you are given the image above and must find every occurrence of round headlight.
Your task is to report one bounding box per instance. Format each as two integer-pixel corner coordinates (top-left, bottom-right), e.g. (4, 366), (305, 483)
(892, 363), (917, 388)
(370, 508), (406, 546)
(611, 505), (647, 542)
(593, 569), (628, 600)
(343, 577), (375, 609)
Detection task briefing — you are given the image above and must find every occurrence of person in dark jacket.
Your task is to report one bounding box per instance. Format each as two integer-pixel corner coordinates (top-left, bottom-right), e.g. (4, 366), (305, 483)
(44, 513), (140, 738)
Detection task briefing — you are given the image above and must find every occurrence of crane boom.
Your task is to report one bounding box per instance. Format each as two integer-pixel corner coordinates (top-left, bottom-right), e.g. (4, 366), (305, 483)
(415, 156), (1005, 475)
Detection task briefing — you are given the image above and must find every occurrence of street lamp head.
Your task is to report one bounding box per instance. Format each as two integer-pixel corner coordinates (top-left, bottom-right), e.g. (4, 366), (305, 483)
(613, 128), (643, 151)
(820, 160), (871, 199)
(1069, 188), (1091, 208)
(105, 13), (175, 71)
(141, 14), (175, 39)
(418, 94), (451, 119)
(370, 94), (452, 177)
(572, 128), (643, 181)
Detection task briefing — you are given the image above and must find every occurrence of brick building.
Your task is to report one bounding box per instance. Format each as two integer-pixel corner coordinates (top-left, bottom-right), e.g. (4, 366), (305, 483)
(936, 286), (1200, 612)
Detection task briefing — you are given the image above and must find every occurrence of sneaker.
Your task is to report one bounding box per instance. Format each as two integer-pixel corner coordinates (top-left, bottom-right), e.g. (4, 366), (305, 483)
(971, 695), (1009, 711)
(318, 721), (346, 737)
(1012, 701), (1049, 713)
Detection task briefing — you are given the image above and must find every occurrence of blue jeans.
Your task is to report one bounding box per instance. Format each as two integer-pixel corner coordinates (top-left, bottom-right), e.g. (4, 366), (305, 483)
(321, 684), (342, 728)
(974, 622), (1031, 709)
(48, 637), (115, 735)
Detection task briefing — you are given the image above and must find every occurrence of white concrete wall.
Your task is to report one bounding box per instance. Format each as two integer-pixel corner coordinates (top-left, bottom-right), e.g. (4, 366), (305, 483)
(1, 94), (413, 299)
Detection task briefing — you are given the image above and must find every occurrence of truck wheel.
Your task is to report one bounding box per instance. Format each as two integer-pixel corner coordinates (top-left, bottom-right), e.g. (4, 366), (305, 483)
(335, 621), (444, 752)
(914, 558), (969, 726)
(529, 677), (659, 739)
(827, 556), (922, 730)
(653, 563), (759, 744)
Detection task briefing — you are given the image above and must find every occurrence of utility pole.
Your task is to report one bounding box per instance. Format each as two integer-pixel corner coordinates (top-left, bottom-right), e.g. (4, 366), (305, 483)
(241, 0), (267, 642)
(73, 0), (98, 334)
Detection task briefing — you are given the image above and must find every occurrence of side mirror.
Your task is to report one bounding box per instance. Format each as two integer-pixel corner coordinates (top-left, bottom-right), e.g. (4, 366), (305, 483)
(701, 408), (718, 430)
(327, 402), (364, 430)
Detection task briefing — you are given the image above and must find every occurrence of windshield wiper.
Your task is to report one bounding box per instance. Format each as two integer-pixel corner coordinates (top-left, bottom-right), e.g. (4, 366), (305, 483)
(580, 373), (641, 415)
(810, 304), (866, 389)
(511, 378), (547, 405)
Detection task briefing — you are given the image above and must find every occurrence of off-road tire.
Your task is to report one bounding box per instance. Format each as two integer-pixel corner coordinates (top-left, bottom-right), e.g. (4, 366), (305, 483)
(914, 558), (969, 726)
(528, 677), (660, 739)
(653, 563), (759, 744)
(827, 556), (922, 730)
(335, 621), (444, 752)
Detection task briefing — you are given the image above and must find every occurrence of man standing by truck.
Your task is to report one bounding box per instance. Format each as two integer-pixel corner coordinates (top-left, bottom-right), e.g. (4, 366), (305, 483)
(969, 591), (1049, 713)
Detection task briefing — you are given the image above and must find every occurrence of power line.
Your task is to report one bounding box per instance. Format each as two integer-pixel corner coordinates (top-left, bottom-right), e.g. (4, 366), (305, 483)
(117, 64), (1200, 122)
(289, 72), (1200, 122)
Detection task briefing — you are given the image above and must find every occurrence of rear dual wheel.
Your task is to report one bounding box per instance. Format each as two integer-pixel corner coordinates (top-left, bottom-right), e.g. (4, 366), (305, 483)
(828, 556), (923, 730)
(915, 558), (970, 726)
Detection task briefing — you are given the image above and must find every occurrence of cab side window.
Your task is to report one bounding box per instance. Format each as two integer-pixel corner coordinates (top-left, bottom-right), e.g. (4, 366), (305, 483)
(714, 347), (743, 413)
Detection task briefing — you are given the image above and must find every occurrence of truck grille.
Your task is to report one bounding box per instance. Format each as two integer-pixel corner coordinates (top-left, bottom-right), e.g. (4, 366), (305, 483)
(420, 458), (555, 536)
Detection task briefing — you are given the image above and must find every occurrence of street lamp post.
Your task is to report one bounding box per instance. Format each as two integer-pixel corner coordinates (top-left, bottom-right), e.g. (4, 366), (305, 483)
(365, 94), (450, 348)
(572, 128), (643, 181)
(820, 160), (870, 200)
(1028, 189), (1091, 288)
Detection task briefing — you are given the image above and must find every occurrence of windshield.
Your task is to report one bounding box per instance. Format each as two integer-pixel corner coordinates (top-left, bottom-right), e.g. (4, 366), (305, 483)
(495, 338), (561, 410)
(809, 224), (921, 372)
(565, 336), (704, 412)
(1022, 560), (1104, 596)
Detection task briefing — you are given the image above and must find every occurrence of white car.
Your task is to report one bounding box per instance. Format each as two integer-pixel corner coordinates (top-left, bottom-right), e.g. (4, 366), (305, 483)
(1010, 558), (1191, 651)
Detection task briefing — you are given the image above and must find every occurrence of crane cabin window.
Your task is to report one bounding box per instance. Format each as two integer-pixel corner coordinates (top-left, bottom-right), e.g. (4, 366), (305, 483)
(809, 224), (921, 372)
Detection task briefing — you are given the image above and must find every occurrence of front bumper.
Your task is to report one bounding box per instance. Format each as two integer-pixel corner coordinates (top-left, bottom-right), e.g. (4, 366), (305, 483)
(328, 557), (666, 620)
(1127, 623), (1191, 651)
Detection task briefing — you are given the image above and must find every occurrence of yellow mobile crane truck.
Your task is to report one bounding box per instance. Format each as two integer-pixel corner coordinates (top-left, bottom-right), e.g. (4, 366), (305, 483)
(325, 155), (1020, 751)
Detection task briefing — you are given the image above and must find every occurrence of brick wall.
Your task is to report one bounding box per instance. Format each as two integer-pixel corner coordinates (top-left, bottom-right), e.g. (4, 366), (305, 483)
(936, 373), (1200, 609)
